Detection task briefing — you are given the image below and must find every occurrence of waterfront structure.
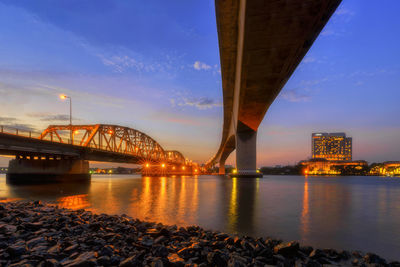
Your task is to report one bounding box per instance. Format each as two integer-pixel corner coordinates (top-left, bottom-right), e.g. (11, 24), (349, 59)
(369, 161), (400, 176)
(300, 159), (368, 175)
(0, 124), (197, 183)
(312, 133), (352, 161)
(206, 0), (342, 177)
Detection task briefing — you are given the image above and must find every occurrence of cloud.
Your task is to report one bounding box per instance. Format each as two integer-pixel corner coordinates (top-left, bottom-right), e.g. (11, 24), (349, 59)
(7, 124), (36, 132)
(0, 116), (17, 124)
(179, 97), (222, 110)
(86, 42), (186, 77)
(0, 116), (37, 132)
(303, 56), (316, 64)
(335, 7), (355, 17)
(27, 112), (75, 122)
(321, 29), (335, 36)
(193, 61), (211, 70)
(280, 89), (311, 103)
(98, 54), (145, 73)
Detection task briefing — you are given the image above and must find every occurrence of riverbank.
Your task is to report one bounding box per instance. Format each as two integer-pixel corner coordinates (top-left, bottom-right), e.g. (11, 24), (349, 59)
(0, 201), (398, 266)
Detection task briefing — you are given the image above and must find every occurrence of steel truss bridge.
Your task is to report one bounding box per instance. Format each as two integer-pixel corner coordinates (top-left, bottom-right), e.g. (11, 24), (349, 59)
(0, 124), (193, 168)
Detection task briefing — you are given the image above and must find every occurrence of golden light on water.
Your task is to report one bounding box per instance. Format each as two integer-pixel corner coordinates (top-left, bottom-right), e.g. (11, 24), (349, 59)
(228, 177), (238, 231)
(57, 194), (90, 210)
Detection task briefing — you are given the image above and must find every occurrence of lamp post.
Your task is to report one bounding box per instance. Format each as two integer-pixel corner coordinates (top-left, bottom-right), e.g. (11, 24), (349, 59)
(59, 94), (72, 144)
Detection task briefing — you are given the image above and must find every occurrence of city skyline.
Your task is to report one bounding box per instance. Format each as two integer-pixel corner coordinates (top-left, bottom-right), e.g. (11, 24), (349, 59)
(0, 0), (400, 167)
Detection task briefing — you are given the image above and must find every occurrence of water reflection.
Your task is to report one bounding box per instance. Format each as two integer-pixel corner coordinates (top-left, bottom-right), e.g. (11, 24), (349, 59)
(4, 181), (90, 202)
(299, 177), (352, 247)
(300, 177), (310, 238)
(1, 174), (400, 261)
(226, 178), (260, 234)
(58, 194), (90, 210)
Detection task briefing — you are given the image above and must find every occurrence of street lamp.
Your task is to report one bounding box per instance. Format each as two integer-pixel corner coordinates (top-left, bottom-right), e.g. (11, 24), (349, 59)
(59, 94), (72, 144)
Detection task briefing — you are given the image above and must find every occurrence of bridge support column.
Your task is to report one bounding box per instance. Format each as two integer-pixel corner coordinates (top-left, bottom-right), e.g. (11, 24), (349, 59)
(234, 122), (262, 178)
(6, 157), (91, 184)
(219, 159), (226, 175)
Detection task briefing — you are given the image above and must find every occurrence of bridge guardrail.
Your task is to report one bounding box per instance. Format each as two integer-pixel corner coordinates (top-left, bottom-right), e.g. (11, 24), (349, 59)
(0, 125), (41, 139)
(0, 125), (78, 145)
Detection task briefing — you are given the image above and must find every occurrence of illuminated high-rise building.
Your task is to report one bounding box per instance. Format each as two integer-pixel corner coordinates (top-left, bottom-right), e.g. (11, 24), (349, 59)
(312, 133), (352, 161)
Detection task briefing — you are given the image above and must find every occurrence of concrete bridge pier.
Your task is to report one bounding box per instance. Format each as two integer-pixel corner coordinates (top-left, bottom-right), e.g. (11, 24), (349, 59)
(233, 122), (262, 178)
(6, 156), (91, 184)
(219, 159), (226, 175)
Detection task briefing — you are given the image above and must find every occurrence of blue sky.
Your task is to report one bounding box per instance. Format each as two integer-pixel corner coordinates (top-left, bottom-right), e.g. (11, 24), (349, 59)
(0, 0), (399, 167)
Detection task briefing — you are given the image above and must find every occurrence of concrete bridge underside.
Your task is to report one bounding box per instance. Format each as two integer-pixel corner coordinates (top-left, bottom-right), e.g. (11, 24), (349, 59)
(211, 0), (341, 176)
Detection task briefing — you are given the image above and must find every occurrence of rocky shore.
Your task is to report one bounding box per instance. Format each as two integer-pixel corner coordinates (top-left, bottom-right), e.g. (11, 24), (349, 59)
(0, 201), (398, 267)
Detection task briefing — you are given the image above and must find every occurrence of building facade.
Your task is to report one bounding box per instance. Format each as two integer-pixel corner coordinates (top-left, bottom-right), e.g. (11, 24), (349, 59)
(312, 132), (352, 161)
(369, 161), (400, 176)
(300, 159), (367, 176)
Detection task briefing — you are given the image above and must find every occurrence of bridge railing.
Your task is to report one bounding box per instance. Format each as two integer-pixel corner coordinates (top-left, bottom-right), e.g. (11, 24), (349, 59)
(0, 124), (132, 153)
(0, 125), (76, 145)
(0, 125), (41, 139)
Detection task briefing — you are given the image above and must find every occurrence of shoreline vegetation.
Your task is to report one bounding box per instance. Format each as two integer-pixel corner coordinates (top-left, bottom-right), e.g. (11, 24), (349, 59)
(1, 201), (399, 267)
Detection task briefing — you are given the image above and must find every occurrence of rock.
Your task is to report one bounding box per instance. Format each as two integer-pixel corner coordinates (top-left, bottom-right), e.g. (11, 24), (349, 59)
(64, 244), (79, 253)
(88, 222), (101, 231)
(0, 223), (17, 234)
(300, 246), (314, 256)
(42, 259), (61, 267)
(23, 222), (43, 231)
(240, 240), (255, 252)
(100, 245), (114, 257)
(352, 250), (363, 258)
(119, 254), (142, 267)
(167, 253), (185, 266)
(97, 256), (111, 266)
(110, 255), (121, 265)
(63, 251), (97, 267)
(9, 259), (34, 267)
(141, 236), (154, 246)
(364, 252), (387, 265)
(47, 244), (60, 254)
(153, 245), (169, 257)
(227, 258), (247, 267)
(6, 243), (27, 258)
(26, 237), (46, 249)
(207, 251), (227, 267)
(309, 249), (325, 259)
(215, 232), (229, 240)
(151, 259), (164, 267)
(233, 236), (242, 247)
(154, 235), (167, 244)
(338, 250), (351, 260)
(352, 258), (359, 266)
(177, 247), (194, 260)
(31, 244), (49, 254)
(273, 254), (286, 263)
(316, 257), (332, 265)
(303, 258), (322, 267)
(224, 237), (234, 245)
(273, 241), (299, 258)
(0, 202), (394, 267)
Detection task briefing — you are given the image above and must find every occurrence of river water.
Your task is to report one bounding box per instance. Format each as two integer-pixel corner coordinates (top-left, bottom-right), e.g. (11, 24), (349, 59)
(0, 174), (399, 261)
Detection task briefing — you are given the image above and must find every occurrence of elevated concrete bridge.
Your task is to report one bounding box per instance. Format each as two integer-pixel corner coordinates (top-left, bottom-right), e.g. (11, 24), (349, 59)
(207, 0), (342, 176)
